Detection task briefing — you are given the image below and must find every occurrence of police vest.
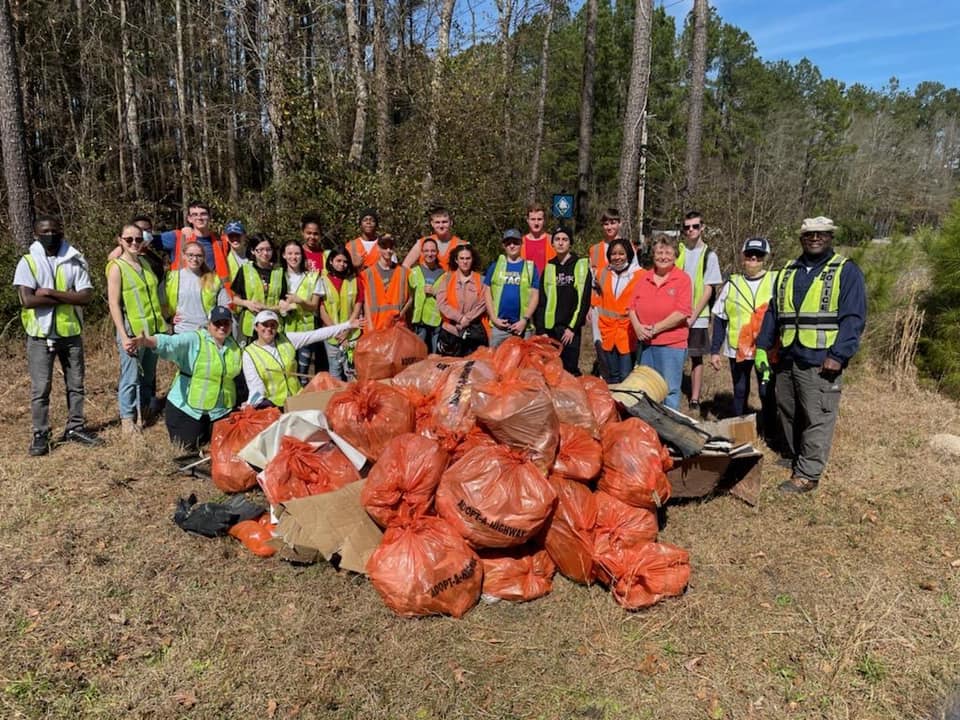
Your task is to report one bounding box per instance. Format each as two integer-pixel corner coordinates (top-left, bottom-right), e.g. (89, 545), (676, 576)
(409, 265), (442, 326)
(541, 257), (589, 330)
(20, 255), (83, 338)
(239, 264), (284, 337)
(109, 258), (167, 335)
(776, 255), (848, 350)
(283, 271), (320, 332)
(490, 256), (535, 317)
(165, 269), (222, 319)
(244, 335), (301, 407)
(723, 272), (776, 350)
(178, 331), (242, 412)
(677, 243), (713, 319)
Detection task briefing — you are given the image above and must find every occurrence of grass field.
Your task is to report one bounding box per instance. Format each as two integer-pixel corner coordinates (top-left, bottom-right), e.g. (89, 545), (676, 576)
(1, 326), (958, 720)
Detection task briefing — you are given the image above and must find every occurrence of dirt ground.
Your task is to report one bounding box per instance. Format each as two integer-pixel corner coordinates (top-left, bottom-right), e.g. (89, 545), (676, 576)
(1, 326), (958, 720)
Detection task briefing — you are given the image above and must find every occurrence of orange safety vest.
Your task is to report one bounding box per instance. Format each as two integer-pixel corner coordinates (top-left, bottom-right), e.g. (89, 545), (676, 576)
(348, 236), (383, 270)
(595, 266), (639, 353)
(170, 229), (234, 295)
(363, 264), (410, 330)
(415, 235), (465, 269)
(441, 271), (491, 339)
(521, 233), (557, 269)
(589, 242), (609, 275)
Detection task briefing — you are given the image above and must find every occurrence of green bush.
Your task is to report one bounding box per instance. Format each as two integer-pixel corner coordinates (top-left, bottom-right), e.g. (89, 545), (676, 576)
(918, 198), (960, 396)
(834, 218), (875, 247)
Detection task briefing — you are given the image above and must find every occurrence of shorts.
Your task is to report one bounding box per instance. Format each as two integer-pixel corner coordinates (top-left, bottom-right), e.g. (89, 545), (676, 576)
(686, 327), (710, 357)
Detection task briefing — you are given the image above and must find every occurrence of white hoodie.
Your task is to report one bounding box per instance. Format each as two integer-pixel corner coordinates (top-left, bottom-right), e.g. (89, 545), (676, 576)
(12, 240), (92, 337)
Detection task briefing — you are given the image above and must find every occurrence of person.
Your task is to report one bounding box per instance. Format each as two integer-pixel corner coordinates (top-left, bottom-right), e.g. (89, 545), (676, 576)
(588, 208), (629, 379)
(435, 244), (489, 357)
(162, 201), (232, 288)
(137, 306), (242, 450)
(243, 310), (362, 408)
(676, 210), (722, 409)
(709, 237), (778, 429)
(14, 215), (101, 456)
(108, 215), (165, 280)
(362, 234), (411, 331)
(408, 238), (444, 352)
(347, 208), (385, 270)
(756, 216), (866, 494)
(484, 228), (541, 348)
(319, 246), (363, 380)
(300, 211), (327, 273)
(534, 225), (590, 375)
(164, 241), (229, 334)
(629, 238), (693, 409)
(278, 239), (326, 382)
(592, 239), (641, 384)
(520, 202), (555, 274)
(231, 234), (287, 340)
(223, 220), (249, 283)
(106, 223), (167, 433)
(402, 205), (466, 269)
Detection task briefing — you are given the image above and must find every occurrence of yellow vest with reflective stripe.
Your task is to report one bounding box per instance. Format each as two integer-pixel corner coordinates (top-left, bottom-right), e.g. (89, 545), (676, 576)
(776, 255), (847, 349)
(490, 256), (534, 317)
(723, 272), (776, 350)
(244, 334), (301, 407)
(677, 243), (711, 319)
(541, 257), (589, 330)
(283, 271), (320, 332)
(239, 264), (284, 337)
(179, 330), (242, 412)
(409, 265), (442, 326)
(321, 276), (359, 346)
(20, 255), (83, 338)
(108, 258), (167, 335)
(165, 269), (222, 319)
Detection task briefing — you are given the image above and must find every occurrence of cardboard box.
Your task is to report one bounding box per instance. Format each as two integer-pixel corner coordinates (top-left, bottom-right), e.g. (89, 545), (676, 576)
(284, 388), (340, 413)
(698, 414), (758, 446)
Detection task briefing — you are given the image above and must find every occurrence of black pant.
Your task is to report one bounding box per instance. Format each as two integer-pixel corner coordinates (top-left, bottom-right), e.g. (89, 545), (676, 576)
(165, 402), (213, 451)
(539, 327), (582, 376)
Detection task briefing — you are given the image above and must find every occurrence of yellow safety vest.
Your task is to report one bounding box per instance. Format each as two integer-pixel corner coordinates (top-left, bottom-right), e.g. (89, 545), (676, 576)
(490, 256), (534, 318)
(776, 255), (848, 349)
(165, 269), (222, 319)
(244, 334), (301, 407)
(409, 265), (442, 326)
(108, 258), (166, 335)
(541, 257), (589, 330)
(180, 330), (242, 412)
(239, 264), (284, 337)
(723, 272), (776, 350)
(321, 276), (360, 346)
(283, 271), (320, 332)
(20, 255), (83, 338)
(677, 243), (712, 319)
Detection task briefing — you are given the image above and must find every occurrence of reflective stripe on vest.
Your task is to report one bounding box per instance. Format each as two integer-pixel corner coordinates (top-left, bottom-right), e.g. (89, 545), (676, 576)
(677, 243), (711, 319)
(283, 271), (320, 332)
(244, 334), (301, 407)
(723, 272), (776, 351)
(110, 258), (167, 335)
(165, 269), (221, 319)
(595, 266), (639, 353)
(180, 330), (242, 412)
(20, 255), (83, 338)
(363, 265), (409, 330)
(409, 265), (442, 326)
(171, 231), (232, 281)
(490, 256), (534, 317)
(776, 255), (847, 349)
(240, 264), (284, 337)
(542, 257), (589, 330)
(589, 242), (608, 273)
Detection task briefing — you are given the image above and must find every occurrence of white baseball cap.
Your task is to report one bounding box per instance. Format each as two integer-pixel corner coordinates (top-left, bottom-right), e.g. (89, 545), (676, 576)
(254, 310), (280, 325)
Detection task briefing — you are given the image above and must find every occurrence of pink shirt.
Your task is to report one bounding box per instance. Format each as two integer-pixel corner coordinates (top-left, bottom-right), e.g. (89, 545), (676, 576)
(629, 267), (692, 348)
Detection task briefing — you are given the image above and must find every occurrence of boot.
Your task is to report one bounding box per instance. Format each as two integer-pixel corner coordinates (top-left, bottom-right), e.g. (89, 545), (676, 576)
(28, 430), (51, 457)
(121, 417), (142, 435)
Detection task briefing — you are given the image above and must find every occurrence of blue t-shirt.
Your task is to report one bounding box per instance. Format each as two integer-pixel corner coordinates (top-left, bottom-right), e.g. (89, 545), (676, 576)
(483, 257), (541, 323)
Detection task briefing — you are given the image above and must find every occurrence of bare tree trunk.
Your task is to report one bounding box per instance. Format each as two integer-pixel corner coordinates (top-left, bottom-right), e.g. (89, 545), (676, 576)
(616, 0), (653, 243)
(120, 0), (143, 196)
(265, 0), (286, 181)
(495, 0), (515, 163)
(224, 0), (241, 202)
(115, 66), (128, 196)
(174, 0), (190, 208)
(373, 0), (389, 176)
(344, 0), (368, 164)
(423, 0), (456, 193)
(683, 0), (707, 199)
(574, 0), (597, 232)
(527, 0), (555, 204)
(0, 0), (33, 247)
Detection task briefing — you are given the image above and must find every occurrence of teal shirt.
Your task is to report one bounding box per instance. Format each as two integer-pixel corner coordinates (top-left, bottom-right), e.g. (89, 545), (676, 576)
(155, 330), (238, 421)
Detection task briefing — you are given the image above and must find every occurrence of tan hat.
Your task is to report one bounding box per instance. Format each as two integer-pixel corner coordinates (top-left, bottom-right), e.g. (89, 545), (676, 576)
(800, 216), (836, 234)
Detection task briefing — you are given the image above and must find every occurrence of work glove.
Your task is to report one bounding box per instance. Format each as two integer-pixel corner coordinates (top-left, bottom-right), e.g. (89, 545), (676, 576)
(754, 348), (772, 398)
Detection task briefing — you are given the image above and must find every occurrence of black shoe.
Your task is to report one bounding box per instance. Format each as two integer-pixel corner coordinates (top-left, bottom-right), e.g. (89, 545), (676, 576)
(59, 428), (104, 447)
(689, 401), (700, 411)
(774, 457), (794, 469)
(779, 476), (818, 494)
(28, 431), (51, 457)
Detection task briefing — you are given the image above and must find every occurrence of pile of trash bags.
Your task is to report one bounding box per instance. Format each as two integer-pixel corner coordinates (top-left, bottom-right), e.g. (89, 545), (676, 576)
(206, 325), (691, 618)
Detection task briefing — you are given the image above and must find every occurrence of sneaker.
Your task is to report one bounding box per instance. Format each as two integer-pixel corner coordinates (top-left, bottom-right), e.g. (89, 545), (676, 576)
(689, 401), (700, 411)
(28, 431), (51, 457)
(121, 418), (142, 435)
(778, 476), (818, 494)
(59, 428), (104, 447)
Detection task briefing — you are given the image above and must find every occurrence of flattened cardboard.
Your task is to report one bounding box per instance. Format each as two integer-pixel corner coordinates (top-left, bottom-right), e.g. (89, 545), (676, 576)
(284, 388), (340, 413)
(698, 414), (759, 446)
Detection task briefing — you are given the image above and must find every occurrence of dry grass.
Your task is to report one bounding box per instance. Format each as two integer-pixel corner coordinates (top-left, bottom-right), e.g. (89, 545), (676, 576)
(1, 332), (959, 720)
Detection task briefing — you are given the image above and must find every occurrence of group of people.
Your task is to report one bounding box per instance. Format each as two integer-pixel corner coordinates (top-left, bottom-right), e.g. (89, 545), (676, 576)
(15, 202), (866, 495)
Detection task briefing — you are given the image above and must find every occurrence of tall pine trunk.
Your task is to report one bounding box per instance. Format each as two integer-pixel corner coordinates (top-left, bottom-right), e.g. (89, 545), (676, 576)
(527, 0), (555, 204)
(373, 0), (389, 176)
(344, 0), (368, 165)
(683, 0), (707, 199)
(174, 0), (190, 209)
(574, 0), (597, 232)
(423, 0), (456, 194)
(0, 0), (33, 247)
(120, 0), (143, 197)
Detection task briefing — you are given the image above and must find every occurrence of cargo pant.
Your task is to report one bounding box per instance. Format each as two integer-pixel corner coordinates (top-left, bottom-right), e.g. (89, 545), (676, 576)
(775, 359), (842, 483)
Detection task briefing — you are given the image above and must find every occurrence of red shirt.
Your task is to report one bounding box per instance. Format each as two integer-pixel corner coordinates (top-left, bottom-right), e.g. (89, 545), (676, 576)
(303, 247), (325, 273)
(521, 234), (551, 274)
(628, 267), (692, 348)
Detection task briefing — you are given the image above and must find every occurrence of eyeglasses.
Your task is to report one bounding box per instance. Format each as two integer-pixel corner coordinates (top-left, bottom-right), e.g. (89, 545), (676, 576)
(801, 231), (831, 239)
(743, 252), (765, 260)
(683, 223), (702, 231)
(254, 247), (272, 253)
(122, 236), (144, 243)
(184, 253), (204, 259)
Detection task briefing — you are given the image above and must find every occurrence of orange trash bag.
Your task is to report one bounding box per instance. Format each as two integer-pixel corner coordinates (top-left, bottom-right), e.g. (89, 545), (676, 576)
(367, 516), (482, 618)
(302, 371), (346, 393)
(606, 417), (672, 470)
(259, 435), (360, 506)
(354, 325), (428, 382)
(592, 491), (659, 579)
(608, 542), (691, 611)
(579, 375), (619, 428)
(735, 302), (768, 362)
(472, 368), (560, 472)
(492, 336), (526, 375)
(392, 356), (464, 397)
(326, 381), (416, 461)
(424, 358), (497, 444)
(552, 424), (602, 483)
(228, 513), (276, 558)
(549, 371), (598, 435)
(517, 335), (565, 386)
(543, 475), (599, 584)
(210, 405), (282, 493)
(598, 419), (672, 510)
(361, 433), (449, 529)
(450, 425), (499, 464)
(435, 445), (558, 549)
(479, 546), (556, 602)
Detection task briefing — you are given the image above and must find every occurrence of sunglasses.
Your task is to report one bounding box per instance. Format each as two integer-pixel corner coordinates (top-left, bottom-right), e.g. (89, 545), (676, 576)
(683, 223), (702, 230)
(122, 236), (144, 243)
(503, 239), (521, 246)
(211, 319), (232, 328)
(258, 322), (279, 330)
(801, 231), (831, 239)
(743, 252), (765, 260)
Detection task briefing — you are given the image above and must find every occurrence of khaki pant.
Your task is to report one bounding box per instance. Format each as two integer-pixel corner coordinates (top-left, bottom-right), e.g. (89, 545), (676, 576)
(775, 359), (842, 483)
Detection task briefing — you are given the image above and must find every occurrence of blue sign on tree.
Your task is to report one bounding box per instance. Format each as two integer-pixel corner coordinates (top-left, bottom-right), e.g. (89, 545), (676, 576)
(552, 194), (574, 220)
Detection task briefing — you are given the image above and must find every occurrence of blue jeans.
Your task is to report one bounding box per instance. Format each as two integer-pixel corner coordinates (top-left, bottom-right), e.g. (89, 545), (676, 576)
(639, 344), (686, 410)
(324, 339), (346, 381)
(116, 334), (157, 420)
(600, 349), (634, 385)
(296, 342), (326, 385)
(414, 323), (440, 354)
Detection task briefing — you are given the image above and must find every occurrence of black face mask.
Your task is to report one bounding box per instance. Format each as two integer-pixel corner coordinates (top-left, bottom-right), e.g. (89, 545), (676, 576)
(38, 232), (63, 254)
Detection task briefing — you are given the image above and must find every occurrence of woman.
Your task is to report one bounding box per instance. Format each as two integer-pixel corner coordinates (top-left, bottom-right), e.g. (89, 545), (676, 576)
(231, 234), (287, 340)
(628, 238), (692, 410)
(435, 244), (488, 357)
(138, 305), (242, 450)
(278, 240), (325, 383)
(592, 239), (641, 384)
(408, 237), (444, 352)
(318, 246), (363, 380)
(164, 241), (229, 334)
(106, 223), (167, 433)
(243, 310), (362, 408)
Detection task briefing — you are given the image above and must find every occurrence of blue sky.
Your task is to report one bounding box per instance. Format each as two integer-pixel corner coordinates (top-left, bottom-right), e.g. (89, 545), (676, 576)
(663, 0), (960, 91)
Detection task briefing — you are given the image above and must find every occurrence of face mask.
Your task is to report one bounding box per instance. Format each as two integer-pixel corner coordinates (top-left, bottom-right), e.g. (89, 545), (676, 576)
(38, 232), (63, 254)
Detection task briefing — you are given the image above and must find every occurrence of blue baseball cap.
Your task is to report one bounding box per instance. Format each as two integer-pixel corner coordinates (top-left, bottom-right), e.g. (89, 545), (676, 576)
(224, 220), (246, 235)
(209, 305), (233, 324)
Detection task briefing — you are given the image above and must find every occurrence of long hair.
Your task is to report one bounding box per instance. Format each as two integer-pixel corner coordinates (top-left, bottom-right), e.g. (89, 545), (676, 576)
(281, 239), (306, 274)
(325, 245), (357, 279)
(449, 243), (482, 274)
(182, 241), (218, 292)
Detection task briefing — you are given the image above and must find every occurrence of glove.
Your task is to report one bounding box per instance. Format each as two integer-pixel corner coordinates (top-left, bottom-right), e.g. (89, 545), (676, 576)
(754, 348), (770, 377)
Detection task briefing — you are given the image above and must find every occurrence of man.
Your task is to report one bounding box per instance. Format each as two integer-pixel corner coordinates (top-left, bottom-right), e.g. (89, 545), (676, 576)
(300, 212), (326, 273)
(520, 202), (555, 274)
(402, 205), (465, 269)
(676, 210), (722, 409)
(348, 208), (384, 270)
(162, 201), (232, 288)
(534, 226), (590, 375)
(756, 216), (866, 494)
(223, 220), (249, 283)
(363, 234), (412, 330)
(484, 228), (540, 348)
(13, 215), (101, 456)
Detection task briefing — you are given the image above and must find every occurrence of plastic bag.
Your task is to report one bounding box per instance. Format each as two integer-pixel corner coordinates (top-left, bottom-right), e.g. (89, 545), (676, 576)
(259, 435), (360, 506)
(480, 546), (556, 602)
(435, 445), (557, 549)
(552, 424), (603, 483)
(424, 358), (497, 443)
(354, 325), (428, 382)
(326, 381), (416, 461)
(361, 433), (449, 528)
(210, 406), (282, 493)
(517, 335), (565, 386)
(228, 513), (276, 557)
(367, 516), (482, 618)
(597, 420), (672, 510)
(543, 475), (599, 584)
(592, 491), (659, 578)
(302, 371), (346, 393)
(579, 375), (619, 428)
(472, 368), (560, 472)
(608, 542), (691, 611)
(550, 371), (598, 435)
(450, 425), (499, 464)
(392, 356), (464, 397)
(606, 417), (672, 470)
(492, 336), (526, 376)
(736, 302), (768, 362)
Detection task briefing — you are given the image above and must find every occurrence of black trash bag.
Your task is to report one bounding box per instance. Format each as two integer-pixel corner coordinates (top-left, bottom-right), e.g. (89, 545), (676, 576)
(173, 493), (266, 537)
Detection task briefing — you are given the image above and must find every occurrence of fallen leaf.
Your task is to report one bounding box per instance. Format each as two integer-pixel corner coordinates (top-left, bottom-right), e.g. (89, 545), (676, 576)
(759, 602), (771, 609)
(26, 608), (40, 618)
(919, 580), (938, 592)
(266, 699), (278, 718)
(951, 559), (960, 569)
(683, 656), (704, 672)
(751, 551), (766, 559)
(108, 611), (128, 625)
(638, 653), (661, 675)
(860, 511), (878, 524)
(173, 690), (197, 708)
